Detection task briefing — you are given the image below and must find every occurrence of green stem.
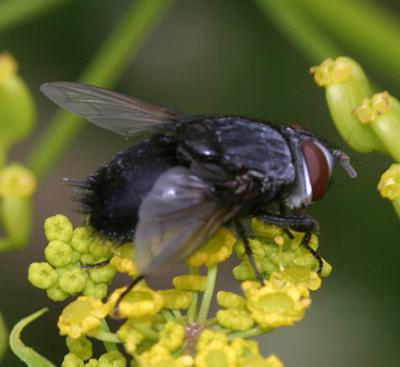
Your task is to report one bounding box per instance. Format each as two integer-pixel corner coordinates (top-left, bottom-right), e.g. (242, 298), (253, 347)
(161, 309), (175, 321)
(97, 320), (120, 352)
(134, 324), (159, 340)
(27, 0), (174, 179)
(187, 265), (199, 322)
(0, 0), (70, 33)
(197, 265), (218, 324)
(393, 198), (400, 219)
(253, 0), (341, 63)
(297, 0), (400, 87)
(92, 331), (121, 345)
(227, 326), (273, 340)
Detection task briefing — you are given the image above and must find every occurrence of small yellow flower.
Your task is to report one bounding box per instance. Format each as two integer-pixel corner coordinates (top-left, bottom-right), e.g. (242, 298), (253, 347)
(216, 309), (254, 331)
(58, 296), (108, 338)
(138, 344), (172, 366)
(108, 285), (163, 318)
(217, 291), (246, 310)
(230, 338), (260, 360)
(0, 164), (36, 198)
(196, 330), (227, 352)
(173, 275), (207, 292)
(269, 267), (321, 294)
(116, 319), (144, 355)
(195, 340), (237, 367)
(110, 243), (137, 277)
(378, 164), (400, 200)
(159, 289), (193, 309)
(243, 281), (310, 329)
(159, 320), (185, 352)
(187, 228), (235, 267)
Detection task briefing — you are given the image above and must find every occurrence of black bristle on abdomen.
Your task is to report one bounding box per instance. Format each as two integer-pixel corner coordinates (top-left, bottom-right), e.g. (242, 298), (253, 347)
(74, 136), (180, 243)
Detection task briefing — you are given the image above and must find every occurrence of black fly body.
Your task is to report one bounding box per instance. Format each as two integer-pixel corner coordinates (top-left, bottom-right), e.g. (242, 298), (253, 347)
(41, 82), (357, 307)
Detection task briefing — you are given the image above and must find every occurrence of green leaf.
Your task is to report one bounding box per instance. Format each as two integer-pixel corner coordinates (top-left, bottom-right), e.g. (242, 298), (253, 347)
(9, 308), (56, 367)
(0, 312), (7, 362)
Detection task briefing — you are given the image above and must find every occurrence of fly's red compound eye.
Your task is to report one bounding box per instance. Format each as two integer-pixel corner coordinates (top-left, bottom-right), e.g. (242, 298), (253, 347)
(301, 141), (332, 201)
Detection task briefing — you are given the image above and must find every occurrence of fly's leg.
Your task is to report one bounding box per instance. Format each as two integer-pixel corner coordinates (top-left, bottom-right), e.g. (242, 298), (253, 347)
(80, 259), (111, 269)
(111, 274), (146, 318)
(257, 213), (322, 274)
(234, 221), (265, 285)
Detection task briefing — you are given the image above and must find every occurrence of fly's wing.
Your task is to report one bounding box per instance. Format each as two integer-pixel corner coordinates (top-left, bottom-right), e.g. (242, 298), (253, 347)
(40, 82), (185, 137)
(134, 166), (240, 274)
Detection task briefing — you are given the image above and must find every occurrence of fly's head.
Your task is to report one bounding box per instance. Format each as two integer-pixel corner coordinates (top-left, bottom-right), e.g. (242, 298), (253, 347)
(281, 124), (357, 210)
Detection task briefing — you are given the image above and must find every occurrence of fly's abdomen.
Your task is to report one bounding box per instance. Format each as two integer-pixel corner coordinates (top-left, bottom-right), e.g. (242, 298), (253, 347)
(80, 137), (179, 242)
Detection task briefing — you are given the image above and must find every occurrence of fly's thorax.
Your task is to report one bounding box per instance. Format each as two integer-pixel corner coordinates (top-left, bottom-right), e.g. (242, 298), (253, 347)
(281, 125), (334, 209)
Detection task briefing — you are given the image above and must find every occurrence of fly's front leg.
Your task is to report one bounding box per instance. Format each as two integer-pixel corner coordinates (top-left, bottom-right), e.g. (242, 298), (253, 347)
(234, 221), (265, 285)
(257, 213), (323, 273)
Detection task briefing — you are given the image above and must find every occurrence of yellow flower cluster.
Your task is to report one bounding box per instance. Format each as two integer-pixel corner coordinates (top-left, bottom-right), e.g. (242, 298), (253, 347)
(27, 214), (332, 367)
(233, 219), (331, 282)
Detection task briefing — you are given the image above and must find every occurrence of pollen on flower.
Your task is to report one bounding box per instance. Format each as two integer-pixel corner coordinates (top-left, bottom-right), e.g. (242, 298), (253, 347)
(354, 91), (391, 124)
(378, 164), (400, 200)
(310, 57), (352, 86)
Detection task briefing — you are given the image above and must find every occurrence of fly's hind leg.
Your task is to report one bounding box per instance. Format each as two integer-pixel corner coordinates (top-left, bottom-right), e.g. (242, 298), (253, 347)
(257, 213), (323, 274)
(80, 259), (111, 269)
(234, 221), (265, 285)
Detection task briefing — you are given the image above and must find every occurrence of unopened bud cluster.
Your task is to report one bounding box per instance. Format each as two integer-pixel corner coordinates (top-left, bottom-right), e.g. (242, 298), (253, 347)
(0, 52), (36, 252)
(311, 56), (400, 217)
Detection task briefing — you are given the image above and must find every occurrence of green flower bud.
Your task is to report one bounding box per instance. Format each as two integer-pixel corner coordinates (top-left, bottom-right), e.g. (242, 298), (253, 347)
(28, 262), (58, 289)
(89, 239), (112, 260)
(45, 240), (74, 267)
(66, 336), (93, 361)
(58, 268), (88, 294)
(62, 353), (85, 367)
(44, 215), (74, 242)
(47, 285), (69, 301)
(217, 291), (246, 309)
(320, 259), (332, 277)
(80, 253), (95, 265)
(0, 52), (35, 155)
(0, 164), (36, 198)
(260, 259), (279, 275)
(97, 351), (126, 367)
(89, 264), (116, 284)
(71, 227), (92, 253)
(158, 289), (192, 309)
(354, 92), (400, 162)
(173, 274), (207, 292)
(82, 279), (108, 299)
(311, 57), (383, 153)
(85, 359), (98, 367)
(159, 321), (185, 352)
(233, 261), (258, 281)
(216, 309), (254, 331)
(0, 196), (32, 249)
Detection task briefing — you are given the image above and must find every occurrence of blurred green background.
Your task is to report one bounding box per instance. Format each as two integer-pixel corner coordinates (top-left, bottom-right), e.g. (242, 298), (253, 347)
(1, 0), (399, 366)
